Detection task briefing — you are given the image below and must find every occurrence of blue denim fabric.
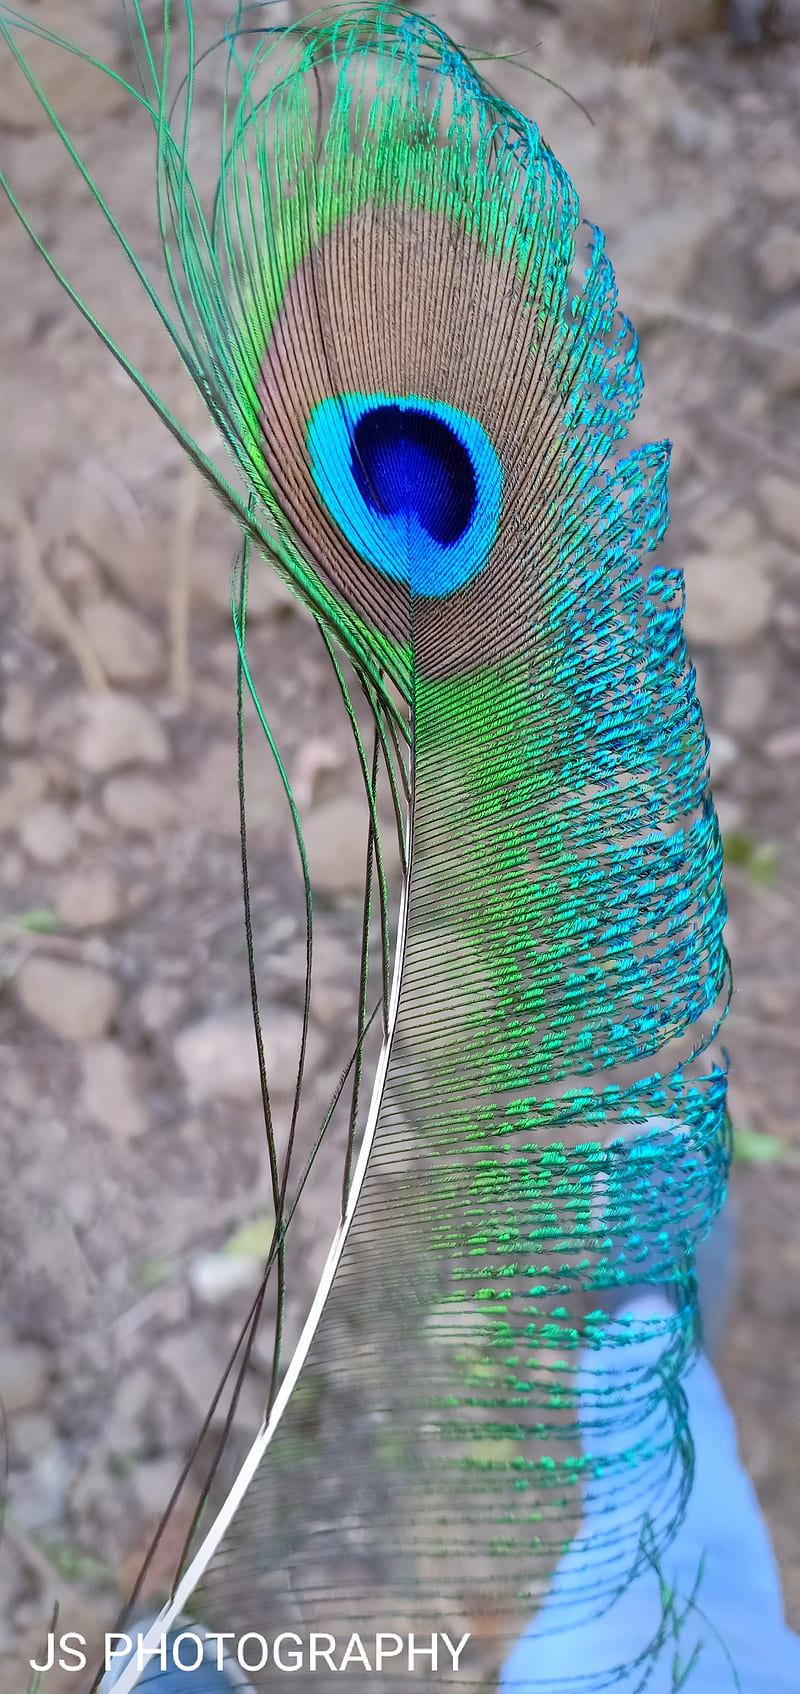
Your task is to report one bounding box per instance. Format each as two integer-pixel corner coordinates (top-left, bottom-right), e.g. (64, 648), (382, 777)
(502, 1295), (800, 1693)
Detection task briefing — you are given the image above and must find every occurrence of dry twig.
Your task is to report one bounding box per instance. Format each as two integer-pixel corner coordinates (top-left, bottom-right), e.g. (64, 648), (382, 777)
(8, 507), (108, 694)
(169, 458), (201, 707)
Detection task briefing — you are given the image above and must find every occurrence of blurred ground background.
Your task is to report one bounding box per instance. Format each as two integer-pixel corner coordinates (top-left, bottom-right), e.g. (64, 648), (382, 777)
(0, 1), (799, 1688)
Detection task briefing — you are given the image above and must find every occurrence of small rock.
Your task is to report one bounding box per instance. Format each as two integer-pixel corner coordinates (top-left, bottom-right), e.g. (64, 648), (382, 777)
(736, 388), (768, 428)
(618, 200), (720, 297)
(185, 737), (288, 841)
(12, 1446), (70, 1530)
(0, 681), (37, 749)
(291, 738), (345, 808)
(309, 979), (354, 1029)
(137, 981), (185, 1035)
(106, 1368), (154, 1454)
(694, 506), (758, 554)
(77, 693), (169, 774)
(11, 1411), (55, 1463)
(756, 158), (800, 203)
(174, 1008), (322, 1104)
(0, 2), (126, 132)
(0, 1342), (50, 1415)
(81, 1041), (149, 1140)
(714, 796), (744, 836)
(666, 103), (732, 160)
(103, 774), (177, 833)
(0, 761), (47, 833)
(193, 537), (296, 621)
(683, 550), (773, 645)
(189, 1251), (264, 1306)
(130, 1455), (182, 1521)
(709, 731), (738, 780)
(155, 1329), (265, 1427)
(757, 229), (800, 296)
(52, 539), (102, 596)
(758, 475), (800, 549)
(79, 598), (164, 685)
(302, 794), (371, 895)
(721, 666), (771, 733)
(765, 726), (800, 761)
(16, 956), (118, 1043)
(559, 0), (723, 50)
(57, 866), (122, 929)
(174, 1015), (262, 1105)
(18, 802), (77, 867)
(766, 303), (800, 396)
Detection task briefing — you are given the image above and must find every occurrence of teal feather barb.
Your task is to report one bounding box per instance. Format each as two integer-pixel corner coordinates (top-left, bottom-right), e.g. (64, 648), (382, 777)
(0, 5), (731, 1690)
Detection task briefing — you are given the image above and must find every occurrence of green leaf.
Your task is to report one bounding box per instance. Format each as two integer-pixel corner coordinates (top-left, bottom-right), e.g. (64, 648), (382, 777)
(7, 908), (61, 933)
(40, 1539), (111, 1586)
(222, 1212), (274, 1258)
(723, 833), (779, 886)
(135, 1254), (169, 1289)
(734, 1129), (789, 1164)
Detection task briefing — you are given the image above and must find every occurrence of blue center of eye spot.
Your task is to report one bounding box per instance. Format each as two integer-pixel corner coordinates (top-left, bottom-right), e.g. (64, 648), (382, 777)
(306, 392), (503, 598)
(351, 406), (477, 547)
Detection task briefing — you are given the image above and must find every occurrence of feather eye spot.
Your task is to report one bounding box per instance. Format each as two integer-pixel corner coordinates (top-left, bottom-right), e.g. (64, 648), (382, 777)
(307, 393), (503, 599)
(351, 406), (476, 548)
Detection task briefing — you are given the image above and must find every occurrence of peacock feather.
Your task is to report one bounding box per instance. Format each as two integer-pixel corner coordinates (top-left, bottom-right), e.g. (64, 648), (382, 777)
(0, 5), (731, 1690)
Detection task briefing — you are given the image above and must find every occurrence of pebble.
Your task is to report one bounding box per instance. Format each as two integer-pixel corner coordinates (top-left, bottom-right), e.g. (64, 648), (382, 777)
(79, 597), (165, 685)
(130, 1455), (183, 1521)
(757, 158), (800, 203)
(77, 693), (169, 774)
(69, 495), (164, 611)
(0, 847), (24, 886)
(0, 1342), (50, 1415)
(694, 505), (758, 554)
(0, 681), (37, 749)
(57, 865), (122, 929)
(16, 956), (119, 1043)
(174, 1008), (321, 1103)
(0, 2), (126, 132)
(709, 731), (738, 780)
(106, 1368), (154, 1455)
(721, 665), (771, 733)
(714, 796), (744, 835)
(103, 773), (177, 834)
(758, 475), (800, 550)
(173, 1014), (262, 1104)
(189, 1251), (264, 1306)
(301, 794), (371, 895)
(309, 979), (354, 1029)
(137, 981), (185, 1035)
(81, 1041), (149, 1140)
(0, 761), (47, 833)
(18, 801), (77, 867)
(765, 726), (800, 761)
(683, 549), (773, 645)
(155, 1329), (264, 1427)
(10, 1411), (55, 1463)
(185, 737), (288, 842)
(757, 229), (800, 296)
(291, 737), (345, 808)
(559, 0), (723, 50)
(766, 303), (800, 396)
(193, 539), (296, 622)
(666, 103), (732, 160)
(617, 200), (719, 296)
(11, 1446), (71, 1530)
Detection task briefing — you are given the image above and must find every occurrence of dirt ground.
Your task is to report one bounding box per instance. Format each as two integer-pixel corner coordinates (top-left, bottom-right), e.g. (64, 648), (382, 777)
(0, 2), (799, 1689)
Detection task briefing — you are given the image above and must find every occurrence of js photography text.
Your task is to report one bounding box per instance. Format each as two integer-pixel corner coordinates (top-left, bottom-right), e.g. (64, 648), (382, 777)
(31, 1629), (473, 1675)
